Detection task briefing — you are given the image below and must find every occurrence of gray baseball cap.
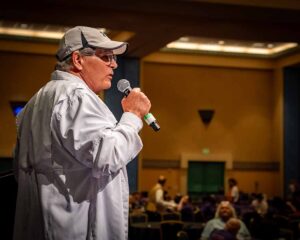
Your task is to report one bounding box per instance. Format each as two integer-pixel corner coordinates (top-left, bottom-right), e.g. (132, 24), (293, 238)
(56, 26), (128, 61)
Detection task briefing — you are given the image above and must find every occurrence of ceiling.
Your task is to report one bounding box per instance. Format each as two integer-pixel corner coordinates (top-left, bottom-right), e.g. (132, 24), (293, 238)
(1, 0), (300, 58)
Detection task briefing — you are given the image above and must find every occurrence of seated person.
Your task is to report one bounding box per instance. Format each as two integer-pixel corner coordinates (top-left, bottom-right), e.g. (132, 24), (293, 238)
(210, 218), (241, 240)
(286, 180), (300, 215)
(177, 195), (194, 221)
(201, 201), (251, 240)
(201, 195), (217, 222)
(129, 192), (145, 213)
(251, 193), (268, 216)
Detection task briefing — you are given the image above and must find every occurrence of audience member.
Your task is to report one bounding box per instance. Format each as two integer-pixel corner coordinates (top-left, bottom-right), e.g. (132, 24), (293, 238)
(177, 195), (195, 221)
(268, 196), (292, 215)
(251, 193), (268, 216)
(209, 217), (241, 240)
(129, 192), (145, 213)
(286, 179), (300, 214)
(201, 201), (251, 240)
(146, 175), (177, 213)
(201, 195), (217, 222)
(227, 178), (239, 204)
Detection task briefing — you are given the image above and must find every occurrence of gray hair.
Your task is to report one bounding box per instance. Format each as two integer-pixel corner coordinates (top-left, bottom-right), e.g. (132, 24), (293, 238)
(55, 47), (96, 71)
(215, 201), (237, 218)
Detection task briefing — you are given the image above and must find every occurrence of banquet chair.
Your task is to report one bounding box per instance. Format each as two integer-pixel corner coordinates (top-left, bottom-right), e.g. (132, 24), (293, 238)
(129, 212), (148, 224)
(181, 209), (195, 222)
(161, 212), (181, 221)
(146, 210), (162, 222)
(273, 214), (294, 240)
(160, 220), (184, 240)
(177, 230), (189, 240)
(195, 210), (207, 222)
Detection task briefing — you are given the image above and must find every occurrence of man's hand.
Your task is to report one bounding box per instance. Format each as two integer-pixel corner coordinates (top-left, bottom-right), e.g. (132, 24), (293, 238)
(121, 88), (151, 118)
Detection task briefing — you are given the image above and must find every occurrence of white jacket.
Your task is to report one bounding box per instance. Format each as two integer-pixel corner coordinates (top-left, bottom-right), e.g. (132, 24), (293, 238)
(13, 70), (143, 240)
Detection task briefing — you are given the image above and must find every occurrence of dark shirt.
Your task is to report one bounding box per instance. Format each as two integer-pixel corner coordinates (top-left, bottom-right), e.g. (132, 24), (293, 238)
(209, 229), (237, 240)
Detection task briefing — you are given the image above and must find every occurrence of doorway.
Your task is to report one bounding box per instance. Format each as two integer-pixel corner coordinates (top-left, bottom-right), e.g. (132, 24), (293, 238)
(187, 161), (225, 199)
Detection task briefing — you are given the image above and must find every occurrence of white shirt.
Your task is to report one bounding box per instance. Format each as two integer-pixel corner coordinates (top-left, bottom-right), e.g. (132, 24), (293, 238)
(251, 199), (268, 216)
(13, 70), (143, 240)
(155, 187), (177, 210)
(231, 185), (239, 203)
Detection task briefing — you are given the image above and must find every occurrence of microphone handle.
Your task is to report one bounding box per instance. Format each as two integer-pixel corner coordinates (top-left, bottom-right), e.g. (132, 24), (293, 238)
(123, 87), (160, 131)
(144, 113), (160, 131)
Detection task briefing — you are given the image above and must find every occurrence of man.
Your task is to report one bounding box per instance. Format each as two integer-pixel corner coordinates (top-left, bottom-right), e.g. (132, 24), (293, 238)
(201, 201), (251, 240)
(146, 175), (177, 213)
(13, 26), (151, 240)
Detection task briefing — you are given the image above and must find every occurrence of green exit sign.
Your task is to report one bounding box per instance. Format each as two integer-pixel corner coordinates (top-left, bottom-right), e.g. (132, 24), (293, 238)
(202, 148), (210, 155)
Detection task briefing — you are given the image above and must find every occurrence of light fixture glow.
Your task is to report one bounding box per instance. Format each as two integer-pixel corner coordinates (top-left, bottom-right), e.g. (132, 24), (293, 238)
(0, 27), (65, 39)
(0, 26), (106, 40)
(166, 37), (298, 56)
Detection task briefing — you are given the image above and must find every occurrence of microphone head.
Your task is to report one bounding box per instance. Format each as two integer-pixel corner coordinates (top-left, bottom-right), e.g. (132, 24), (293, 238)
(117, 79), (131, 93)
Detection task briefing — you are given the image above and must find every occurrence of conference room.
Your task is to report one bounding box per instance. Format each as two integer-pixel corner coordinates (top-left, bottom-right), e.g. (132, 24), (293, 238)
(1, 1), (300, 240)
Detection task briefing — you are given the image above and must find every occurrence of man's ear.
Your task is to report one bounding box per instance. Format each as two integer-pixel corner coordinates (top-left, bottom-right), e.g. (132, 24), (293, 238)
(71, 51), (83, 71)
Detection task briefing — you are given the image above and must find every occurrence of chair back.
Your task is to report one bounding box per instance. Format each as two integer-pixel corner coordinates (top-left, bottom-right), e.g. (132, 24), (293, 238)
(177, 230), (189, 240)
(194, 209), (205, 222)
(161, 212), (181, 221)
(146, 210), (162, 222)
(129, 213), (148, 224)
(181, 209), (195, 222)
(160, 220), (184, 240)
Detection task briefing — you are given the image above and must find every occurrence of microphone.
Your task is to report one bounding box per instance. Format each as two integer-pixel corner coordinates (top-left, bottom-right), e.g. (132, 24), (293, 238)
(117, 79), (160, 132)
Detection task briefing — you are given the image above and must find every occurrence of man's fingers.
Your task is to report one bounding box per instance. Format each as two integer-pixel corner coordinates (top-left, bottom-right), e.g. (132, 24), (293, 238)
(131, 88), (141, 92)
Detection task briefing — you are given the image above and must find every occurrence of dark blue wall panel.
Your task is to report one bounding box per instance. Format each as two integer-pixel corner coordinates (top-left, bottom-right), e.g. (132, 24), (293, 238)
(284, 67), (300, 195)
(105, 57), (140, 193)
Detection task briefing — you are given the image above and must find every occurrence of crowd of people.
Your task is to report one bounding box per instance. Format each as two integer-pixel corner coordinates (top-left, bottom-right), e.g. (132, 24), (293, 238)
(128, 177), (300, 240)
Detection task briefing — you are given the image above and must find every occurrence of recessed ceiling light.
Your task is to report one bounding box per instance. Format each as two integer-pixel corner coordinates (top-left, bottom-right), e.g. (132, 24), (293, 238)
(0, 28), (106, 40)
(179, 37), (189, 42)
(0, 27), (66, 39)
(0, 21), (134, 44)
(252, 42), (265, 48)
(0, 21), (106, 40)
(165, 36), (298, 57)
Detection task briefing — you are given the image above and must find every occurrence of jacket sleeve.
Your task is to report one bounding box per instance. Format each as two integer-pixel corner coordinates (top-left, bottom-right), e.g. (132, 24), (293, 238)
(51, 89), (143, 177)
(201, 220), (214, 240)
(237, 221), (251, 240)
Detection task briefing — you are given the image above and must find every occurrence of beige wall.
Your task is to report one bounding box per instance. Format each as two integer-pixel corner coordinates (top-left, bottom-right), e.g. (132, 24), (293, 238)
(0, 50), (56, 156)
(141, 61), (273, 160)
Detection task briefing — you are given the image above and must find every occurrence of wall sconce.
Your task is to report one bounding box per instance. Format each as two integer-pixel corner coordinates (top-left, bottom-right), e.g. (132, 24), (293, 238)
(198, 109), (215, 126)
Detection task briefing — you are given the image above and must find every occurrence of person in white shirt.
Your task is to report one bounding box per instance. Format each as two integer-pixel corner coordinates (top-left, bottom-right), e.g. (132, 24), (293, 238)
(228, 178), (239, 203)
(146, 176), (177, 212)
(13, 26), (151, 240)
(251, 193), (268, 216)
